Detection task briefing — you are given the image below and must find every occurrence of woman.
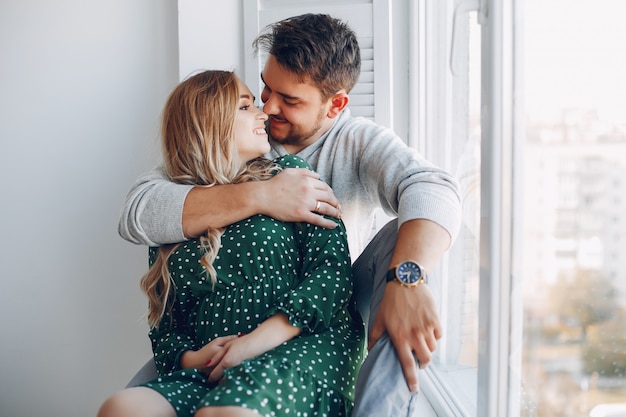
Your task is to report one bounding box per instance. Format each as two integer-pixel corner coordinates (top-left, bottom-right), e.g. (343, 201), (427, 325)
(98, 70), (365, 417)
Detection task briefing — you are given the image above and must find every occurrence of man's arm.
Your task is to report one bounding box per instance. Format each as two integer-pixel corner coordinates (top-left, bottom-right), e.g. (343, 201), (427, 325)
(368, 218), (451, 393)
(119, 166), (342, 246)
(118, 167), (192, 246)
(183, 167), (342, 238)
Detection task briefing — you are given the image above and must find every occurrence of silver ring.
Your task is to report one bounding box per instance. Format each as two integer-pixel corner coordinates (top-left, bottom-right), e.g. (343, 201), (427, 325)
(314, 200), (321, 213)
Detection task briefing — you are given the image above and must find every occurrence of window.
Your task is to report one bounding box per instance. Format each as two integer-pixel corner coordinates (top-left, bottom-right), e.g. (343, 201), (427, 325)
(520, 1), (626, 416)
(413, 0), (522, 416)
(412, 0), (484, 415)
(419, 0), (626, 416)
(180, 0), (626, 415)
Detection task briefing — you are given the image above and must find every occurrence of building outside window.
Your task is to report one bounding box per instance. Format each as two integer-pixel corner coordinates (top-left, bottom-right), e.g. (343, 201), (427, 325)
(519, 1), (626, 416)
(422, 0), (626, 416)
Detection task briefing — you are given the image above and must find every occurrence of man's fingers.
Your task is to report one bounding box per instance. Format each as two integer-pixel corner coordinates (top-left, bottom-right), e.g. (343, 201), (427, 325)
(312, 200), (342, 219)
(414, 345), (433, 369)
(299, 212), (338, 229)
(396, 344), (420, 393)
(311, 185), (341, 218)
(408, 332), (436, 371)
(269, 168), (342, 224)
(425, 332), (439, 352)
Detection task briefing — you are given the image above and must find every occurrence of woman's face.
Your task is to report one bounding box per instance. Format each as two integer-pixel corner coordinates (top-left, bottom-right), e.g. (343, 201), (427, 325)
(234, 78), (270, 162)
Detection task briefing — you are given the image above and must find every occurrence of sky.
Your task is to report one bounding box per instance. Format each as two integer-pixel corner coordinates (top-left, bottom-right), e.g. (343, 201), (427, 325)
(524, 0), (626, 124)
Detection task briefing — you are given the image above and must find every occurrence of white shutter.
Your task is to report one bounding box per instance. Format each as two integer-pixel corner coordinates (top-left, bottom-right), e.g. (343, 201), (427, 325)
(243, 0), (392, 127)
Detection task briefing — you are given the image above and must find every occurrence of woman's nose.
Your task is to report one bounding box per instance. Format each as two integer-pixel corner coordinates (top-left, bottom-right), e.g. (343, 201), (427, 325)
(256, 108), (268, 121)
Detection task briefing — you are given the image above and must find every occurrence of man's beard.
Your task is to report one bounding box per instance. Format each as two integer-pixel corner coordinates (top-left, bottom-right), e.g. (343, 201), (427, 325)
(269, 107), (326, 147)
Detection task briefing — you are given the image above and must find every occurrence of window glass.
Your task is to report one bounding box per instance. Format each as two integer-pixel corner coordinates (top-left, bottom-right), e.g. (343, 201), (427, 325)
(423, 5), (482, 414)
(521, 0), (626, 415)
(437, 5), (482, 371)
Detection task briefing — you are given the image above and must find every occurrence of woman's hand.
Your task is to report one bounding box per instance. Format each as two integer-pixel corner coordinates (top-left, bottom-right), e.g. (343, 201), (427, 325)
(206, 334), (257, 383)
(180, 335), (239, 372)
(207, 313), (301, 383)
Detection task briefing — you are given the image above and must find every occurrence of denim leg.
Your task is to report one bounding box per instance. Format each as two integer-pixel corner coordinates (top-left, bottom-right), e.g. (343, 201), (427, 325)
(352, 219), (419, 417)
(352, 218), (397, 328)
(352, 336), (419, 417)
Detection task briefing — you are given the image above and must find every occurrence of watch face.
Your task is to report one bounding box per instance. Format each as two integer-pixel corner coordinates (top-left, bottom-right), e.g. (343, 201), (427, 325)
(397, 261), (423, 285)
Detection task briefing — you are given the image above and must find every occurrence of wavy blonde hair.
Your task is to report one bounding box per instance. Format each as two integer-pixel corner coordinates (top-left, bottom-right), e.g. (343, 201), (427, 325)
(140, 70), (278, 328)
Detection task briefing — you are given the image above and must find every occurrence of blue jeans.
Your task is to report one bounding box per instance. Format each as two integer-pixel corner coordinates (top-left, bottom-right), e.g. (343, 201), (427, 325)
(127, 219), (418, 416)
(351, 218), (419, 416)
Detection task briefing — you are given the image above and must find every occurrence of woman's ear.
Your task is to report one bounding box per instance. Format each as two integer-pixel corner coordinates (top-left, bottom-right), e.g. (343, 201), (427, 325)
(327, 91), (350, 119)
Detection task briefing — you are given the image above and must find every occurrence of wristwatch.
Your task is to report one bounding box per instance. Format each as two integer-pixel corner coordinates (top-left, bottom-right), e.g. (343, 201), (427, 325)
(386, 260), (427, 287)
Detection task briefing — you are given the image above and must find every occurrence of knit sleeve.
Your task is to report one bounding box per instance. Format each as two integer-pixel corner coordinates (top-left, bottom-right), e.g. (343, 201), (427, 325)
(355, 121), (463, 241)
(118, 167), (193, 246)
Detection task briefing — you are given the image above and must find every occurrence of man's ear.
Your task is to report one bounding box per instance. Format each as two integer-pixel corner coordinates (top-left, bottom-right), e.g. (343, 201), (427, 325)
(327, 91), (349, 119)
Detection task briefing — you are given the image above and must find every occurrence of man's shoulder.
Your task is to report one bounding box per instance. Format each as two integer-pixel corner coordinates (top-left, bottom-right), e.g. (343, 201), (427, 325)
(334, 109), (392, 137)
(327, 110), (398, 151)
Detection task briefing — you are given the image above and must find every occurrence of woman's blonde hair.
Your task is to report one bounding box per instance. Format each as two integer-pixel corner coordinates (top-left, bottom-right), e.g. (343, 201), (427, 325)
(140, 70), (278, 328)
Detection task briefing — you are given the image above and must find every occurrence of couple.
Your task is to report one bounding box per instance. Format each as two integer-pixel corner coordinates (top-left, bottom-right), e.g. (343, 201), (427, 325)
(100, 12), (461, 417)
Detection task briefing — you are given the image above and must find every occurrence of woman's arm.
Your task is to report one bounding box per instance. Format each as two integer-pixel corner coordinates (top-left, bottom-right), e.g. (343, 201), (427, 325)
(147, 245), (202, 374)
(149, 304), (198, 374)
(266, 155), (356, 332)
(271, 218), (354, 332)
(204, 313), (301, 382)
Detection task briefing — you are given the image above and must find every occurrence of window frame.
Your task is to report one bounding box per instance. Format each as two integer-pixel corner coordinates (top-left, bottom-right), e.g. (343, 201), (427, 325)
(413, 0), (525, 416)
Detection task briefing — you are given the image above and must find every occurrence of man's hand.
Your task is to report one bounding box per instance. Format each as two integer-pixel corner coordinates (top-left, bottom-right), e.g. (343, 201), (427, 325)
(369, 219), (450, 392)
(368, 282), (442, 393)
(182, 167), (342, 238)
(260, 168), (342, 228)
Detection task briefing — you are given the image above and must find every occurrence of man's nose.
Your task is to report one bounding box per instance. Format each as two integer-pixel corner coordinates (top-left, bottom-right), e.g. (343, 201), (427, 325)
(261, 92), (279, 115)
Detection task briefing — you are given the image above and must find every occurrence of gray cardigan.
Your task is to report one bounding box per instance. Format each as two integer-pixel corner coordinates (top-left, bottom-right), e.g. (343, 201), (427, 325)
(119, 109), (462, 258)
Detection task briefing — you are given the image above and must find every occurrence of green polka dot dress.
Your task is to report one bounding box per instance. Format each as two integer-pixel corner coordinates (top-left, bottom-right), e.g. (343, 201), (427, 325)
(142, 155), (366, 417)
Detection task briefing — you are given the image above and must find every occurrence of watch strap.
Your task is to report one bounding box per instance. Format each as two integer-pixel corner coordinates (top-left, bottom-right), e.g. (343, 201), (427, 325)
(385, 267), (397, 283)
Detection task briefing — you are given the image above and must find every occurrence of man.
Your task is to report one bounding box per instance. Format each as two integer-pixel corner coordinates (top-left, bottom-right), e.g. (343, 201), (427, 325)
(120, 13), (461, 416)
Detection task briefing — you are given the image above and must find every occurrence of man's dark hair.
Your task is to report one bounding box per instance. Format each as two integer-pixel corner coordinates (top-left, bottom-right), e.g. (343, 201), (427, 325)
(253, 13), (361, 99)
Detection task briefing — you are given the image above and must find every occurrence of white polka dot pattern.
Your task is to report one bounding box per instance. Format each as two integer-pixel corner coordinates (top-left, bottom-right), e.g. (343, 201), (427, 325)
(143, 156), (365, 417)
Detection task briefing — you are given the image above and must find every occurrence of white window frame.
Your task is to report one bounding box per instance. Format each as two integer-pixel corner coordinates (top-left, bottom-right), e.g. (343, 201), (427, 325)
(413, 0), (525, 416)
(476, 0), (524, 415)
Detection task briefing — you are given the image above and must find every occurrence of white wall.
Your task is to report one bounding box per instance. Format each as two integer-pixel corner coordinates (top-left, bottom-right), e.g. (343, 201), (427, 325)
(178, 0), (243, 79)
(0, 1), (235, 416)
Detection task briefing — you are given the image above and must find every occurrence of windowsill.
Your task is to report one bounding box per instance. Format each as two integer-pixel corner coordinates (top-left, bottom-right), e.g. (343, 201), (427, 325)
(421, 365), (478, 416)
(413, 384), (439, 416)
